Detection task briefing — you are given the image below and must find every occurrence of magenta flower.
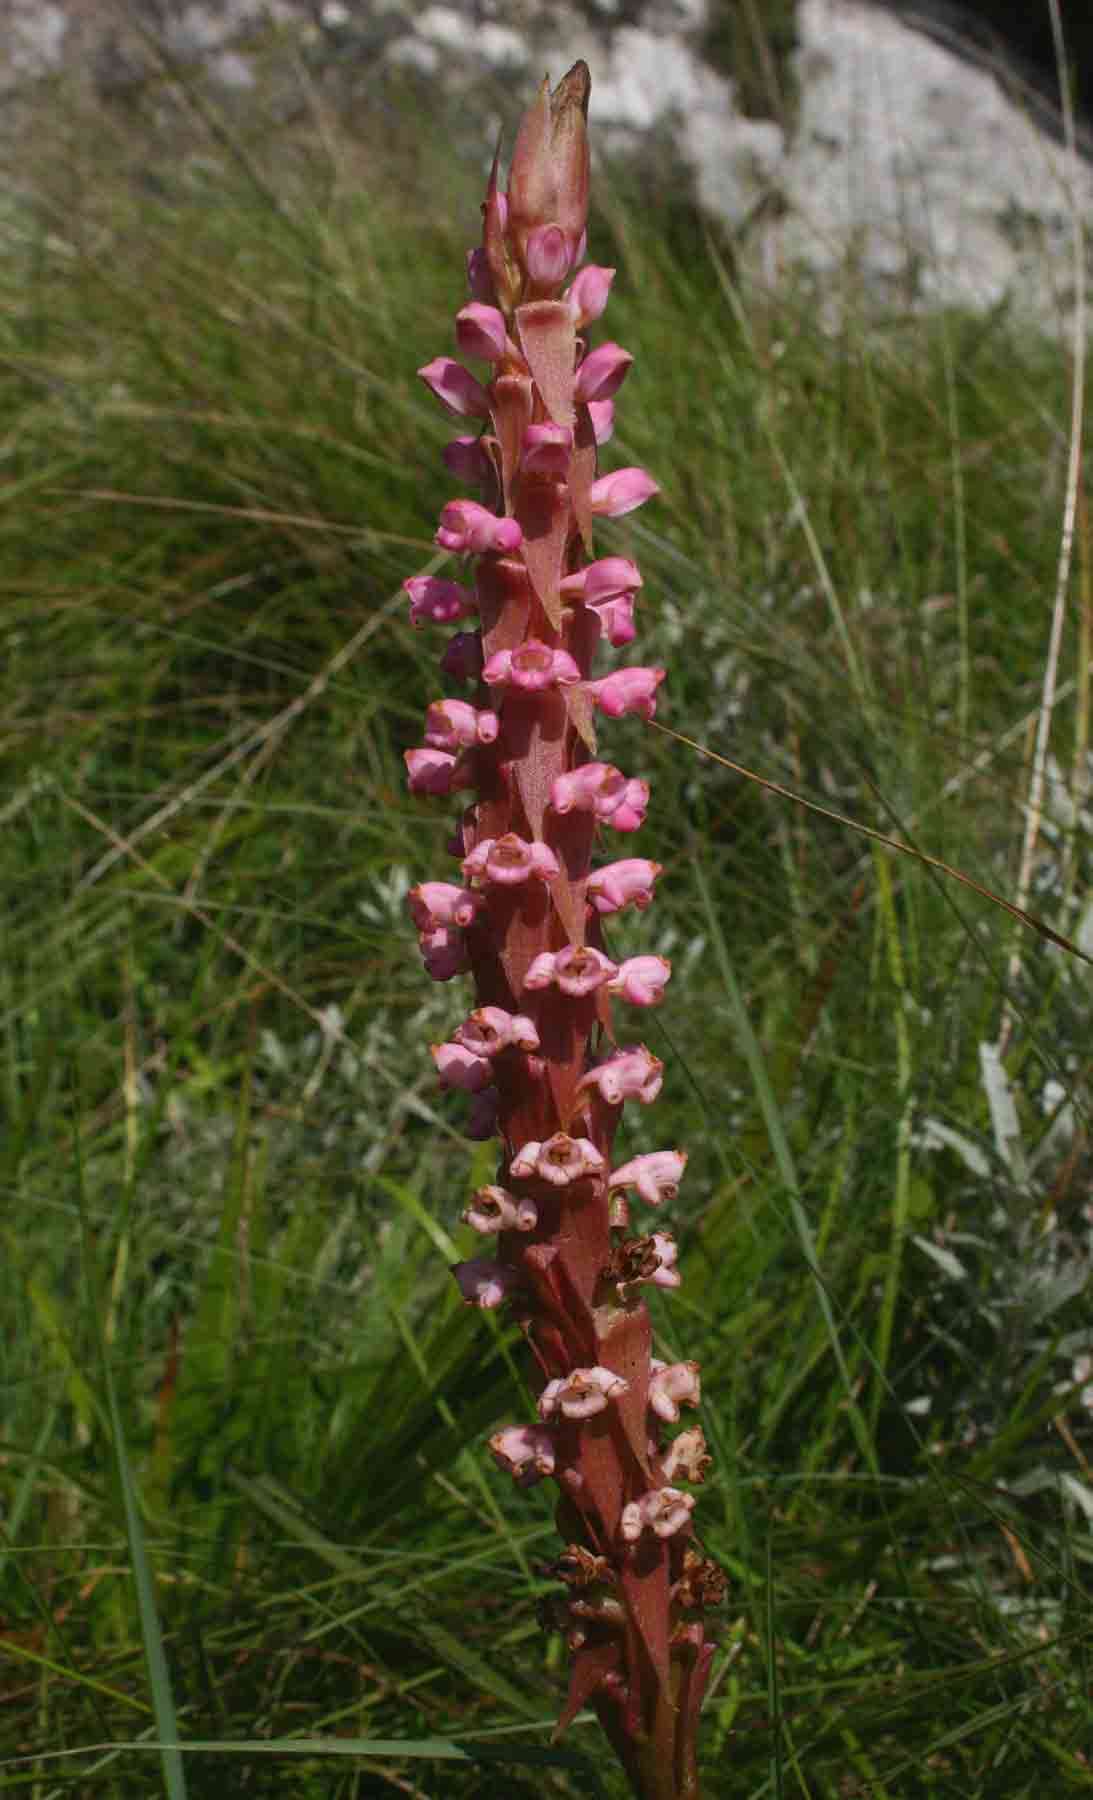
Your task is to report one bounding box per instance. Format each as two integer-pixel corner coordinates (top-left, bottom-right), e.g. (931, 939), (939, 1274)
(406, 61), (719, 1798)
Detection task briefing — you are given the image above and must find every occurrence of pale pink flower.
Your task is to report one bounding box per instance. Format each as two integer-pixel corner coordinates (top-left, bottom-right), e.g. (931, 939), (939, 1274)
(509, 1133), (605, 1185)
(589, 467), (660, 517)
(454, 1006), (541, 1056)
(586, 859), (662, 915)
(407, 881), (482, 931)
(608, 954), (672, 1006)
(575, 341), (633, 404)
(586, 666), (666, 721)
(521, 422), (573, 476)
(432, 1041), (494, 1092)
(608, 1149), (687, 1206)
(648, 1360), (701, 1423)
(489, 1423), (556, 1485)
(452, 1258), (519, 1308)
(418, 356), (490, 417)
(647, 1232), (681, 1289)
(524, 945), (618, 996)
(483, 640), (582, 691)
(608, 777), (649, 832)
(404, 748), (474, 797)
(620, 1487), (695, 1543)
(661, 1426), (711, 1486)
(463, 1185), (539, 1234)
(588, 400), (615, 444)
(404, 574), (477, 628)
(418, 925), (468, 981)
(462, 834), (560, 885)
(435, 500), (523, 556)
(566, 263), (615, 327)
(455, 301), (510, 361)
(539, 1365), (629, 1421)
(424, 699), (500, 751)
(579, 1044), (664, 1106)
(526, 222), (574, 285)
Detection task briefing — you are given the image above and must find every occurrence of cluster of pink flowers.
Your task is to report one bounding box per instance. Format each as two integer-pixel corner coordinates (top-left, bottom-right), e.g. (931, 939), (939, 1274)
(405, 62), (721, 1798)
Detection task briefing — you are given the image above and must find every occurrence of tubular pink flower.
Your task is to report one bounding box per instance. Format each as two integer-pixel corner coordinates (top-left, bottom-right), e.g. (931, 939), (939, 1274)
(526, 222), (574, 285)
(586, 665), (666, 721)
(509, 1133), (605, 1185)
(587, 590), (634, 644)
(435, 500), (523, 556)
(407, 881), (482, 931)
(608, 777), (650, 832)
(579, 1044), (664, 1107)
(648, 1360), (701, 1423)
(586, 858), (662, 915)
(525, 945), (618, 996)
(648, 1233), (681, 1289)
(608, 954), (672, 1006)
(588, 399), (615, 444)
(404, 574), (477, 628)
(462, 834), (560, 885)
(566, 262), (615, 327)
(442, 435), (493, 485)
(550, 761), (626, 817)
(463, 1185), (539, 1234)
(539, 1365), (630, 1421)
(482, 640), (582, 691)
(560, 555), (643, 606)
(608, 1148), (687, 1206)
(418, 356), (491, 418)
(432, 1041), (493, 1092)
(589, 466), (660, 517)
(521, 422), (573, 475)
(451, 1257), (519, 1308)
(620, 1487), (695, 1543)
(418, 925), (469, 981)
(424, 699), (500, 751)
(490, 1423), (556, 1484)
(455, 301), (510, 362)
(575, 341), (633, 404)
(404, 748), (475, 797)
(455, 1006), (541, 1056)
(440, 630), (484, 681)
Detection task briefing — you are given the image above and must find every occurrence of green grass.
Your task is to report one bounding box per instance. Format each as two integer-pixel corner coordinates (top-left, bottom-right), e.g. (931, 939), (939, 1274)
(2, 41), (1092, 1800)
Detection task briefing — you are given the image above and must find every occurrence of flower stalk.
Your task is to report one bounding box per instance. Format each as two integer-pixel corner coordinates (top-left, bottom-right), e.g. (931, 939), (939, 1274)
(406, 61), (722, 1799)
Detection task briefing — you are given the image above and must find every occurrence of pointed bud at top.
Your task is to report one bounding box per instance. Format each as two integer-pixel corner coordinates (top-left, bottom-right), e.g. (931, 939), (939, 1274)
(507, 62), (590, 288)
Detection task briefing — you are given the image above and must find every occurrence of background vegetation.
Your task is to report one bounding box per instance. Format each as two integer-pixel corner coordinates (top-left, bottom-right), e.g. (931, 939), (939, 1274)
(1, 30), (1092, 1799)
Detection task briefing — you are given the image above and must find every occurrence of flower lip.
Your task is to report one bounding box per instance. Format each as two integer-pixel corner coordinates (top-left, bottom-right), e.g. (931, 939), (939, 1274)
(509, 1132), (605, 1186)
(539, 1365), (629, 1420)
(462, 834), (561, 885)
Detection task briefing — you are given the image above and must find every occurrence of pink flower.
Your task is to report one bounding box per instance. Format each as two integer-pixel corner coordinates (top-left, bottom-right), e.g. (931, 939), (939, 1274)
(418, 925), (468, 981)
(489, 1423), (556, 1485)
(560, 557), (642, 643)
(418, 356), (491, 417)
(648, 1233), (681, 1289)
(454, 1006), (541, 1056)
(524, 945), (618, 996)
(539, 1365), (629, 1421)
(463, 1185), (539, 1233)
(435, 500), (523, 556)
(608, 1149), (687, 1206)
(550, 761), (626, 818)
(566, 263), (615, 327)
(589, 467), (660, 517)
(608, 955), (671, 1006)
(482, 640), (582, 691)
(465, 245), (496, 304)
(586, 859), (662, 915)
(442, 436), (493, 485)
(440, 631), (484, 681)
(432, 1041), (494, 1092)
(455, 302), (510, 361)
(579, 1045), (664, 1107)
(404, 748), (474, 797)
(462, 834), (560, 885)
(451, 1258), (519, 1308)
(509, 1133), (605, 1185)
(648, 1360), (701, 1423)
(405, 575), (477, 628)
(424, 699), (500, 751)
(526, 222), (574, 285)
(608, 778), (649, 832)
(408, 882), (482, 931)
(521, 422), (573, 476)
(588, 400), (615, 445)
(575, 342), (633, 404)
(620, 1487), (695, 1543)
(586, 666), (666, 721)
